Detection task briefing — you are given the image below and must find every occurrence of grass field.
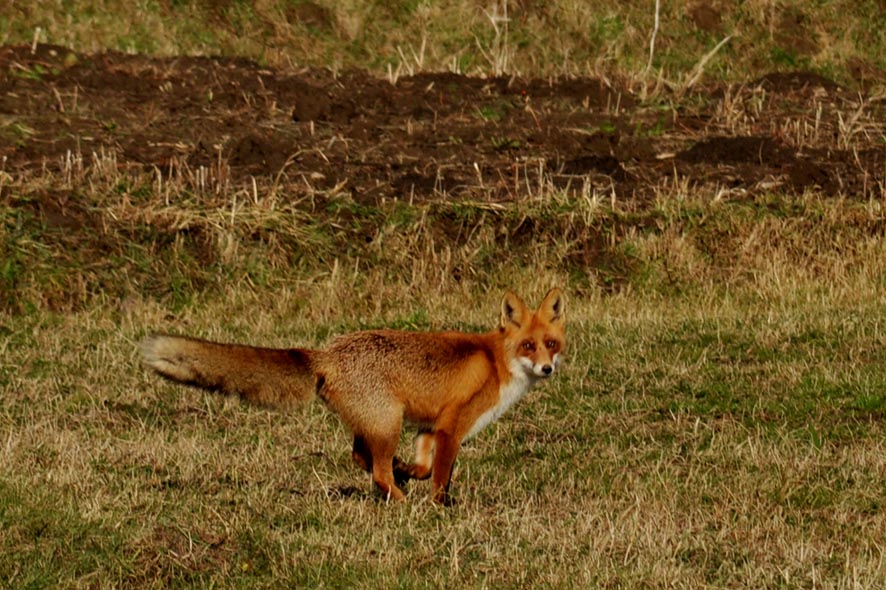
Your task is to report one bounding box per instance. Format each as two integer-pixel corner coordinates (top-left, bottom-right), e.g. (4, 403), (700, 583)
(3, 188), (885, 588)
(3, 1), (886, 588)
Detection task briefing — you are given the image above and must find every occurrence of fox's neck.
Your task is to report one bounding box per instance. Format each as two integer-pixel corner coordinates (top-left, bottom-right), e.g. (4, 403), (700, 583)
(502, 357), (540, 400)
(464, 356), (538, 440)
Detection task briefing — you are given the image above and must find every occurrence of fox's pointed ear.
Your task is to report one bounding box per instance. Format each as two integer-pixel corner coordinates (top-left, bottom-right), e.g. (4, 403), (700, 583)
(501, 291), (530, 329)
(538, 288), (564, 324)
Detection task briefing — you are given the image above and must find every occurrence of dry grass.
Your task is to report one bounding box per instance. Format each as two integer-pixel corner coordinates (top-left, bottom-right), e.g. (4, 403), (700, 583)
(3, 285), (886, 588)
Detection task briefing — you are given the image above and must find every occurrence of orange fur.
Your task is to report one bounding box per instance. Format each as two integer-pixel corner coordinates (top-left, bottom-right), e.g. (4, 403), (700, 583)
(141, 288), (566, 504)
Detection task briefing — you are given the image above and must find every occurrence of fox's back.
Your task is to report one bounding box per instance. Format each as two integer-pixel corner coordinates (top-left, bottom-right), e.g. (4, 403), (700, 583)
(315, 329), (499, 420)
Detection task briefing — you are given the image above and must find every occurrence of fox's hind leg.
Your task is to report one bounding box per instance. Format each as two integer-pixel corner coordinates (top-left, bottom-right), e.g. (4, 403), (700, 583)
(352, 433), (405, 500)
(352, 435), (372, 472)
(364, 433), (406, 502)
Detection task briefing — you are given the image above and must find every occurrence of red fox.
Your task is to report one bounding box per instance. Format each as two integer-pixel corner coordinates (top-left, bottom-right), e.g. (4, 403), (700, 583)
(140, 288), (565, 504)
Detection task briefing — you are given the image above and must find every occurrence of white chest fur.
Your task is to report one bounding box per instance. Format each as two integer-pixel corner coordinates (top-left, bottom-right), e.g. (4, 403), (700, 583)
(465, 359), (537, 440)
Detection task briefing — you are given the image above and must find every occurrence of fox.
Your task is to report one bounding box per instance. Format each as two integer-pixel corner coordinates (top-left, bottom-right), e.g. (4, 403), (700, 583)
(140, 288), (565, 504)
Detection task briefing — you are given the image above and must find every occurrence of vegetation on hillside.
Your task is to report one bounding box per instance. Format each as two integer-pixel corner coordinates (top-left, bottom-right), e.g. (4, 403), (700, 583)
(2, 2), (886, 588)
(3, 0), (886, 87)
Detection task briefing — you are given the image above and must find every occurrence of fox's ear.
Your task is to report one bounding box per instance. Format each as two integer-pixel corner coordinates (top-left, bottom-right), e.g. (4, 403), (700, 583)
(538, 288), (564, 324)
(500, 291), (530, 329)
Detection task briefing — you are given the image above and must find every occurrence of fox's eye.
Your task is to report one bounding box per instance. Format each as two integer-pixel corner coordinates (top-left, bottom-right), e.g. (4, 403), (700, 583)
(521, 340), (536, 352)
(545, 339), (558, 351)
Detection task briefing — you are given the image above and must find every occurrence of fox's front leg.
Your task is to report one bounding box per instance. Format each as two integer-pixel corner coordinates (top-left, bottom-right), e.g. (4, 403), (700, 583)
(430, 430), (460, 505)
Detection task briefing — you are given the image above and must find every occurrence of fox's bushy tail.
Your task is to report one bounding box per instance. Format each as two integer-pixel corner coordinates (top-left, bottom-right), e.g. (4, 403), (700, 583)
(140, 334), (319, 408)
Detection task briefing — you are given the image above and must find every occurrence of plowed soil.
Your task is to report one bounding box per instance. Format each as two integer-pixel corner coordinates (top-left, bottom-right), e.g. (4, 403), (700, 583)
(3, 44), (885, 204)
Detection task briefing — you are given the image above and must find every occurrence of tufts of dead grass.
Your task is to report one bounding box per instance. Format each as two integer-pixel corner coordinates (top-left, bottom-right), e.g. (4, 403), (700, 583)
(5, 0), (886, 87)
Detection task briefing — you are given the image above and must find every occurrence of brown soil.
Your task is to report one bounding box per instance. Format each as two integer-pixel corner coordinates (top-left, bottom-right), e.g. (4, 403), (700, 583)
(2, 44), (884, 206)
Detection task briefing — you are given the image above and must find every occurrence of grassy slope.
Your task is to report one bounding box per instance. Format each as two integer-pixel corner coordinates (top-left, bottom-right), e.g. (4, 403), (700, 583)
(2, 2), (886, 589)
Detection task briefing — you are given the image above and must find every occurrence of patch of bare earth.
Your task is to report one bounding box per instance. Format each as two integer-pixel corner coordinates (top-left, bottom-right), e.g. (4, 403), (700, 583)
(2, 44), (884, 210)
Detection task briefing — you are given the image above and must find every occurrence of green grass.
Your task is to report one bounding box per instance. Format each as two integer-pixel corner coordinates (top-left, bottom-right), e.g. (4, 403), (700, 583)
(0, 480), (127, 587)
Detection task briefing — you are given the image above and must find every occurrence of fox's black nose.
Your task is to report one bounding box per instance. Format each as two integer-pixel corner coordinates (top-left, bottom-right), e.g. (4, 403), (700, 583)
(541, 364), (553, 376)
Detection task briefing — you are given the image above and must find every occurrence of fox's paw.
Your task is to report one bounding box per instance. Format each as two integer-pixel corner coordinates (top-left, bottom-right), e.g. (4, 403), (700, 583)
(432, 490), (457, 507)
(393, 457), (431, 486)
